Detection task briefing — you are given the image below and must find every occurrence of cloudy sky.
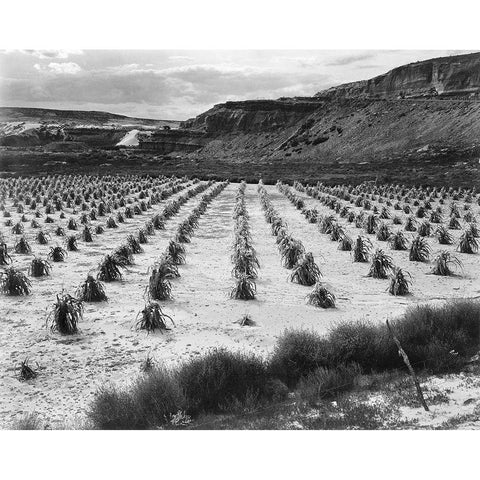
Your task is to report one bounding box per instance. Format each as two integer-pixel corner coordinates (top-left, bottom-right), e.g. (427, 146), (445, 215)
(0, 49), (475, 120)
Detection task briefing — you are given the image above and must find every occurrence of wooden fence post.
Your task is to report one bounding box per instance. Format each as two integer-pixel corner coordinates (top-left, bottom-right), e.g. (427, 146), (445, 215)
(386, 319), (429, 412)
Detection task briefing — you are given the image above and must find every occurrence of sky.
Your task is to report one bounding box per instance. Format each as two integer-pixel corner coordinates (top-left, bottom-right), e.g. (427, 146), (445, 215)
(0, 49), (476, 121)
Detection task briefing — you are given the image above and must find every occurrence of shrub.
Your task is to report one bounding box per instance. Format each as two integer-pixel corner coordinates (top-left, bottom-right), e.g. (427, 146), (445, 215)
(167, 240), (186, 265)
(67, 218), (78, 230)
(448, 216), (461, 230)
(290, 252), (321, 286)
(126, 234), (143, 254)
(66, 235), (78, 251)
(55, 226), (66, 236)
(177, 349), (270, 414)
(431, 251), (463, 276)
(95, 225), (105, 235)
(48, 293), (83, 334)
(388, 268), (412, 296)
(376, 222), (391, 241)
(0, 243), (12, 265)
(29, 257), (52, 277)
(388, 230), (408, 250)
(97, 254), (125, 282)
(82, 226), (93, 242)
(18, 358), (38, 381)
(0, 267), (32, 295)
(230, 274), (256, 300)
(145, 262), (172, 300)
(280, 238), (305, 269)
(35, 230), (49, 244)
(297, 364), (361, 404)
(338, 234), (353, 251)
(106, 217), (118, 228)
(418, 221), (432, 237)
(14, 236), (32, 254)
(436, 225), (453, 245)
(12, 222), (24, 234)
(404, 216), (417, 232)
(113, 244), (134, 265)
(306, 282), (336, 308)
(394, 301), (480, 372)
(269, 329), (329, 388)
(457, 230), (478, 254)
(48, 245), (67, 262)
(353, 236), (372, 262)
(136, 302), (174, 333)
(409, 236), (431, 262)
(138, 229), (148, 244)
(364, 214), (378, 234)
(368, 249), (394, 279)
(77, 274), (108, 302)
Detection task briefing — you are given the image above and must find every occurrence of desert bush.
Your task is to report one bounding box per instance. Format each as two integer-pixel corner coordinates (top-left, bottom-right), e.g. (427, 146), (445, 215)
(82, 226), (93, 242)
(417, 221), (432, 237)
(138, 229), (148, 244)
(457, 230), (478, 254)
(280, 238), (305, 269)
(113, 244), (134, 265)
(167, 240), (186, 265)
(136, 302), (174, 333)
(18, 358), (38, 381)
(14, 236), (32, 254)
(269, 330), (329, 388)
(230, 274), (256, 300)
(338, 234), (353, 251)
(306, 282), (336, 308)
(448, 216), (461, 230)
(404, 216), (417, 232)
(126, 234), (143, 254)
(77, 274), (108, 302)
(0, 243), (12, 265)
(368, 249), (394, 279)
(409, 236), (431, 262)
(106, 217), (118, 228)
(29, 257), (51, 277)
(436, 225), (453, 245)
(431, 251), (463, 276)
(48, 293), (83, 334)
(146, 262), (172, 300)
(97, 254), (125, 282)
(388, 230), (408, 250)
(297, 364), (361, 404)
(95, 225), (105, 235)
(48, 245), (67, 262)
(0, 267), (31, 295)
(290, 252), (321, 286)
(177, 349), (270, 414)
(12, 222), (24, 235)
(364, 214), (378, 234)
(376, 222), (391, 241)
(35, 230), (50, 245)
(55, 226), (66, 236)
(67, 218), (78, 230)
(66, 235), (78, 251)
(353, 236), (372, 262)
(388, 268), (412, 296)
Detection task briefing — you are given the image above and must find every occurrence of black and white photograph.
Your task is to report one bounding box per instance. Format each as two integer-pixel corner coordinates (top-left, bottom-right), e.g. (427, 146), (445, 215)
(0, 1), (479, 478)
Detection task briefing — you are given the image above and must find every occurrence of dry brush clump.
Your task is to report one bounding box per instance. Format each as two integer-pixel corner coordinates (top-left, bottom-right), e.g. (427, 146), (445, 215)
(388, 268), (412, 296)
(0, 267), (31, 295)
(47, 293), (83, 334)
(307, 282), (336, 308)
(431, 251), (463, 276)
(77, 274), (108, 302)
(136, 302), (174, 333)
(29, 257), (51, 277)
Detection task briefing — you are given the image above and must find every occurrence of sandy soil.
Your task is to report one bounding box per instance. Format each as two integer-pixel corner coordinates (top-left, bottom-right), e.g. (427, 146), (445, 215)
(0, 182), (479, 428)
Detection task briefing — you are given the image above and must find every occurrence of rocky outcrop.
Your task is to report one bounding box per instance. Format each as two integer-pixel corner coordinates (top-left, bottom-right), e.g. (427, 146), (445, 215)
(316, 52), (480, 99)
(181, 98), (323, 133)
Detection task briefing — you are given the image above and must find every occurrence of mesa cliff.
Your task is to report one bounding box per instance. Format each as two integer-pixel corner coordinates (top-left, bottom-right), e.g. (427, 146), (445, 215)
(170, 52), (480, 165)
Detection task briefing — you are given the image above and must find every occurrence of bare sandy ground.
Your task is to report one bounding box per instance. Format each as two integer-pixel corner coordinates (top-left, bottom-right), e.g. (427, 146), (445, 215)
(0, 182), (479, 428)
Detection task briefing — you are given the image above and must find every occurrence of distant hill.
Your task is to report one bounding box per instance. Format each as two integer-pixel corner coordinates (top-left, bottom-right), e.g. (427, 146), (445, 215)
(0, 107), (180, 148)
(0, 106), (179, 128)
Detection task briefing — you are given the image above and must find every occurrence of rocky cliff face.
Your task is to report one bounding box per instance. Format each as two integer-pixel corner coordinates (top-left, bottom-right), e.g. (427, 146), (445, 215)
(316, 52), (480, 99)
(181, 98), (323, 133)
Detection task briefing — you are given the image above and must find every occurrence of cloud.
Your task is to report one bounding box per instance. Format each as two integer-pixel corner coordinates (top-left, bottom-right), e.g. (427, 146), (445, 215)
(21, 49), (84, 59)
(326, 53), (376, 66)
(34, 62), (82, 75)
